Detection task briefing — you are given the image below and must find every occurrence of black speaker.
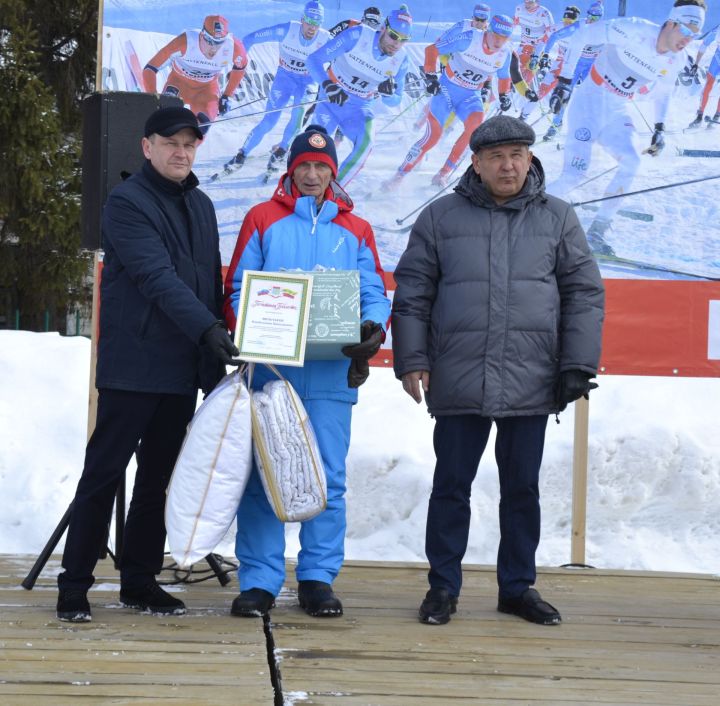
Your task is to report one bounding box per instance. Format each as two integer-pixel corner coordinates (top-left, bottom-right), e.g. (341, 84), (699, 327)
(80, 92), (183, 249)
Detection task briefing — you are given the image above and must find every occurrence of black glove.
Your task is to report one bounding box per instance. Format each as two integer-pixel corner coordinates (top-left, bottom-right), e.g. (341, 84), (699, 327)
(538, 53), (551, 71)
(378, 76), (397, 96)
(322, 79), (349, 106)
(342, 321), (383, 389)
(201, 321), (241, 366)
(498, 93), (513, 112)
(218, 95), (231, 115)
(557, 370), (598, 411)
(688, 62), (699, 78)
(423, 72), (441, 96)
(549, 76), (573, 114)
(480, 84), (491, 105)
(528, 53), (539, 71)
(524, 88), (539, 103)
(647, 122), (665, 156)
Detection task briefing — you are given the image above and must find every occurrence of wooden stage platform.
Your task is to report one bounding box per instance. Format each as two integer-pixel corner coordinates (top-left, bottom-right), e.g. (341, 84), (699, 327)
(1, 555), (718, 705)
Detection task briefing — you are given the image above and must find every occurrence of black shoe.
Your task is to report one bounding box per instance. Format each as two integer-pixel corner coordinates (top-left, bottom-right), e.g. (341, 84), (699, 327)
(688, 112), (703, 129)
(223, 149), (246, 174)
(265, 145), (287, 173)
(230, 588), (276, 617)
(498, 588), (561, 625)
(119, 581), (186, 615)
(57, 589), (92, 622)
(297, 580), (343, 617)
(418, 587), (458, 625)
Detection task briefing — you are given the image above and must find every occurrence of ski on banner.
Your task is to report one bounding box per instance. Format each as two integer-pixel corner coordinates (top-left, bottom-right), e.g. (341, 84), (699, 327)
(594, 253), (719, 280)
(580, 204), (653, 222)
(676, 147), (720, 158)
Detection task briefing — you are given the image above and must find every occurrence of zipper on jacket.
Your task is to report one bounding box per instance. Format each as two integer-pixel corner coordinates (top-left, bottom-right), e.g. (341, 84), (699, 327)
(310, 201), (326, 235)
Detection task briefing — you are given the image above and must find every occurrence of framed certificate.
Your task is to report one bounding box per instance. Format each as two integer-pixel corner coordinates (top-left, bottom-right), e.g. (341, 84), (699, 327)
(233, 271), (313, 366)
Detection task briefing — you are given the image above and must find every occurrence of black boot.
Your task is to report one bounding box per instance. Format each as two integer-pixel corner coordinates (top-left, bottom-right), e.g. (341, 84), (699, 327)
(298, 580), (343, 617)
(688, 111), (703, 129)
(230, 588), (275, 617)
(57, 589), (92, 622)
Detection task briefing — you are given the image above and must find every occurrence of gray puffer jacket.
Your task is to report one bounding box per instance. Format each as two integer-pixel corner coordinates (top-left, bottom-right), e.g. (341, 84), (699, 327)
(391, 156), (605, 417)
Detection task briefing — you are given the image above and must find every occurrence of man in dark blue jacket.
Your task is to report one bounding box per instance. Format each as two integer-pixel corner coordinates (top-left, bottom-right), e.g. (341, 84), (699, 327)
(56, 107), (239, 623)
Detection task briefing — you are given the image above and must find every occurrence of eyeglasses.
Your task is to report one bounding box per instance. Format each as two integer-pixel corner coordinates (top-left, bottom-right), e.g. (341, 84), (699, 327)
(386, 27), (410, 42)
(677, 22), (700, 39)
(201, 29), (225, 45)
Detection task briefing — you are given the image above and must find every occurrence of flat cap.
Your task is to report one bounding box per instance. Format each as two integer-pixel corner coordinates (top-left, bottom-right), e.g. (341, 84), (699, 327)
(470, 115), (536, 152)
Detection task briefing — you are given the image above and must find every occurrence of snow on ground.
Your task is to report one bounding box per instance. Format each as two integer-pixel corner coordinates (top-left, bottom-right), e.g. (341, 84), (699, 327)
(1, 330), (719, 576)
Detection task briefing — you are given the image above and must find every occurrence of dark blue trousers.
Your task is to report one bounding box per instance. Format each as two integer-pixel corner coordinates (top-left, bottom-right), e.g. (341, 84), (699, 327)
(425, 414), (548, 599)
(58, 389), (196, 592)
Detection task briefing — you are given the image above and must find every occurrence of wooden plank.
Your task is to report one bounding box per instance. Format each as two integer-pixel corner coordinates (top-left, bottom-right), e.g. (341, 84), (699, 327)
(1, 555), (719, 705)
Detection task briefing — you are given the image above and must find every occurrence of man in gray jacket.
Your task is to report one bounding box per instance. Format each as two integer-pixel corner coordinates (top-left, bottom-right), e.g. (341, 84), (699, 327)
(392, 114), (604, 626)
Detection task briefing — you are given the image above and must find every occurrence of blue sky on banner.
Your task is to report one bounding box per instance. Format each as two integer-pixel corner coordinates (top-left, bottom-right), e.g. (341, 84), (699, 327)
(104, 2), (720, 34)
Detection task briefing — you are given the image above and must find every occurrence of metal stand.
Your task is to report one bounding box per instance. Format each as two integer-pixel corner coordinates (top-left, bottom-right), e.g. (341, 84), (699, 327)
(21, 475), (230, 589)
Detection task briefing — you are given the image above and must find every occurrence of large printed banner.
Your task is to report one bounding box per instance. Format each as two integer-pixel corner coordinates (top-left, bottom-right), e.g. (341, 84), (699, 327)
(100, 1), (720, 375)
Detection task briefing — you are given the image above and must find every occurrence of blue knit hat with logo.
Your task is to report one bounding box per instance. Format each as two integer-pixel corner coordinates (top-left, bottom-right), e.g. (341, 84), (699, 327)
(287, 125), (338, 177)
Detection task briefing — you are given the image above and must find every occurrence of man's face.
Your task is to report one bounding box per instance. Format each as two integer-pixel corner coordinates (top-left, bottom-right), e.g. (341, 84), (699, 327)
(292, 161), (334, 204)
(142, 128), (200, 182)
(199, 31), (223, 58)
(471, 17), (488, 30)
(525, 0), (538, 9)
(301, 18), (320, 39)
(379, 26), (409, 56)
(658, 21), (697, 53)
(471, 143), (533, 203)
(484, 30), (510, 53)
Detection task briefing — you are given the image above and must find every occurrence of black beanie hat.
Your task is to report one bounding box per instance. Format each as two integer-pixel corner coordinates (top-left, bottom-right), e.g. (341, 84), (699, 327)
(287, 125), (338, 177)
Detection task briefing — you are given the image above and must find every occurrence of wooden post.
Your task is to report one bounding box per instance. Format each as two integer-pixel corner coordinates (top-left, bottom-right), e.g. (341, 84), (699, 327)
(86, 251), (101, 440)
(570, 396), (590, 564)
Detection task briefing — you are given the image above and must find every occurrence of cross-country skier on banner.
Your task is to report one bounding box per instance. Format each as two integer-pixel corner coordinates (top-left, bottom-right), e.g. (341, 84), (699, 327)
(307, 7), (382, 146)
(513, 0), (555, 85)
(212, 2), (330, 181)
(143, 15), (248, 135)
(687, 24), (720, 127)
(387, 14), (539, 189)
(545, 0), (706, 256)
(516, 4), (581, 123)
(411, 4), (492, 131)
(305, 7), (412, 186)
(539, 2), (604, 142)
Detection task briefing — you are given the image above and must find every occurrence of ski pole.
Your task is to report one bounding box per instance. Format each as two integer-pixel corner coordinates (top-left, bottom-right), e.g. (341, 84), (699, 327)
(195, 94), (267, 130)
(200, 98), (329, 128)
(395, 174), (462, 225)
(378, 94), (426, 133)
(576, 165), (619, 190)
(572, 172), (720, 207)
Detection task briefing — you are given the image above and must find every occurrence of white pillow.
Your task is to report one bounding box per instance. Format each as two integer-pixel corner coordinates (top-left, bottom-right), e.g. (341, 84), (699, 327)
(166, 370), (252, 568)
(252, 378), (327, 522)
